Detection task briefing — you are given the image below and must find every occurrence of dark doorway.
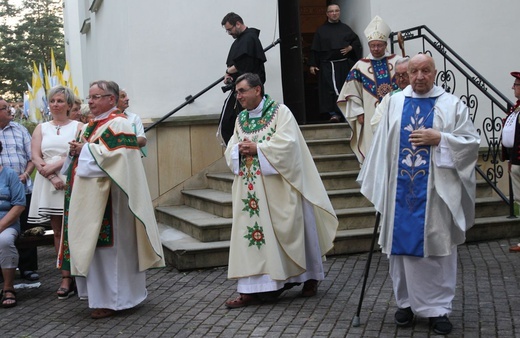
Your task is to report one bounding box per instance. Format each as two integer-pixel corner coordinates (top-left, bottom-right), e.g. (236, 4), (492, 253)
(300, 0), (330, 124)
(278, 0), (333, 125)
(277, 0), (306, 124)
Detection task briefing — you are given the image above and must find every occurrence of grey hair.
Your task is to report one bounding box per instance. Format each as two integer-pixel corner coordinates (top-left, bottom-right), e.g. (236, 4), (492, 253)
(47, 85), (75, 107)
(89, 80), (120, 103)
(235, 73), (264, 96)
(395, 57), (410, 67)
(80, 103), (90, 116)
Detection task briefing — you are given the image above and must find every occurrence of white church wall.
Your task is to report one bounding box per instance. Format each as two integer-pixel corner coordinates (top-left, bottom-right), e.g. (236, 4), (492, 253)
(64, 0), (518, 124)
(63, 0), (282, 121)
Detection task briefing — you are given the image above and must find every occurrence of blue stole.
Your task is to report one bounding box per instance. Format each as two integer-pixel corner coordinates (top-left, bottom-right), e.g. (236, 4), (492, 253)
(346, 58), (397, 102)
(392, 96), (436, 256)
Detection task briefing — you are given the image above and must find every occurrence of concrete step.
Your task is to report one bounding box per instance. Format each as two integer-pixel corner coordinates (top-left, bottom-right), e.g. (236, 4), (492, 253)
(321, 170), (360, 190)
(207, 172), (234, 193)
(299, 123), (350, 140)
(467, 215), (520, 242)
(206, 173), (492, 196)
(329, 188), (371, 209)
(157, 204), (378, 246)
(336, 207), (376, 231)
(159, 223), (230, 271)
(159, 213), (520, 271)
(182, 189), (232, 218)
(156, 122), (515, 271)
(476, 178), (493, 198)
(475, 196), (509, 218)
(208, 170), (363, 192)
(178, 182), (503, 241)
(156, 205), (231, 242)
(313, 153), (360, 172)
(306, 138), (352, 156)
(184, 185), (372, 215)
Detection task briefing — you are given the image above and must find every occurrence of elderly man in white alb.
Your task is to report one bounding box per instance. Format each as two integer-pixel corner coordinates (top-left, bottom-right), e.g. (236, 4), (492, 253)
(357, 54), (480, 335)
(61, 80), (164, 319)
(337, 15), (399, 163)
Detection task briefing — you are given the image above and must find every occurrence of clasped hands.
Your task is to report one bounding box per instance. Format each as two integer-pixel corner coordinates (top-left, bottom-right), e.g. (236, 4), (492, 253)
(239, 138), (257, 156)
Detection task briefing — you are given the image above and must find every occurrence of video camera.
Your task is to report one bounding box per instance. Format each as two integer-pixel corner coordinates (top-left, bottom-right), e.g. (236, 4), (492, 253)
(221, 78), (235, 93)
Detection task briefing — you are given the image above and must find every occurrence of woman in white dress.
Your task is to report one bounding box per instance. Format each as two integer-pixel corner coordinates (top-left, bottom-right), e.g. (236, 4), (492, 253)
(28, 86), (83, 299)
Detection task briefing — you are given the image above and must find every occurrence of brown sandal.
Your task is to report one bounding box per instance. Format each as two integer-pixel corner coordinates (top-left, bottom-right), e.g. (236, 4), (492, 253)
(91, 308), (116, 319)
(225, 294), (262, 309)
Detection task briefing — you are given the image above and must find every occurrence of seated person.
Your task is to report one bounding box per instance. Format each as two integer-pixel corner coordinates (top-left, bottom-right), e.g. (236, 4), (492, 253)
(0, 140), (26, 308)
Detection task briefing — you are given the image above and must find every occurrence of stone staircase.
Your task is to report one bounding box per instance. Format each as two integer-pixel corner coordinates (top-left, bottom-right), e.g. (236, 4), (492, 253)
(156, 123), (520, 270)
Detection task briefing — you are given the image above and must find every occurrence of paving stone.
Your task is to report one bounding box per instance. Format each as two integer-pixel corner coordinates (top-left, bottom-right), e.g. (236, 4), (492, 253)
(0, 237), (519, 337)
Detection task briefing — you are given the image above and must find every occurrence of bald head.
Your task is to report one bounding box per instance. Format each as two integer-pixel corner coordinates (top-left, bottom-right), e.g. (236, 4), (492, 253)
(408, 54), (437, 94)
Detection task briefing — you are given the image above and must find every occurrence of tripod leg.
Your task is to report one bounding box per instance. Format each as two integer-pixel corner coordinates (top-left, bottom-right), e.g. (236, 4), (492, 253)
(352, 212), (381, 327)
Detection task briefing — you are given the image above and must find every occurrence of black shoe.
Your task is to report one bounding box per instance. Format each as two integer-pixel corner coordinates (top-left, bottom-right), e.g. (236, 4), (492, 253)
(57, 276), (76, 300)
(21, 270), (39, 281)
(429, 315), (452, 335)
(394, 307), (414, 327)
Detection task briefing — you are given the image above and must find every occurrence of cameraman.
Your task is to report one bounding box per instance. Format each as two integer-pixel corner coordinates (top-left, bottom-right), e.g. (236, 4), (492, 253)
(217, 12), (266, 146)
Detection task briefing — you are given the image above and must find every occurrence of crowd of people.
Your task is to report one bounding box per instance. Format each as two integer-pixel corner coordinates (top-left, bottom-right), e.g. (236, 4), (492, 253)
(0, 81), (161, 320)
(0, 3), (516, 336)
(218, 4), (485, 336)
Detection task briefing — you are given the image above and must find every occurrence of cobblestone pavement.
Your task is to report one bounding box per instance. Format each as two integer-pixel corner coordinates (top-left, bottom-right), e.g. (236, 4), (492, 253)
(0, 238), (519, 338)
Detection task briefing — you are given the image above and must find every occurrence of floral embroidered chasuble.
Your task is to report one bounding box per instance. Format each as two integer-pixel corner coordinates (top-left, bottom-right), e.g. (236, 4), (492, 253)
(225, 96), (338, 281)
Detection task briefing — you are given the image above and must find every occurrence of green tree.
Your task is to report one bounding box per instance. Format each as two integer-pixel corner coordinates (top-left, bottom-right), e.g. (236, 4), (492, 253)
(0, 0), (64, 101)
(0, 0), (22, 100)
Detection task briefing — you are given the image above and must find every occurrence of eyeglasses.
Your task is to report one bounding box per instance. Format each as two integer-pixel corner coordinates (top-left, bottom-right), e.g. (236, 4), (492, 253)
(86, 94), (112, 100)
(234, 87), (255, 97)
(327, 10), (340, 13)
(513, 83), (520, 87)
(395, 73), (409, 80)
(224, 25), (235, 33)
(0, 106), (8, 111)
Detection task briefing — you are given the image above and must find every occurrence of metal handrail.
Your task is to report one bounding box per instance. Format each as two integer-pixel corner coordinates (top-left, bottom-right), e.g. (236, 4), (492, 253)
(144, 38), (281, 133)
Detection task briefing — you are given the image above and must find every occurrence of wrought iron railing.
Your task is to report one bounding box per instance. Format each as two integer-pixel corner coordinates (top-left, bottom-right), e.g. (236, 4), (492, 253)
(390, 25), (514, 214)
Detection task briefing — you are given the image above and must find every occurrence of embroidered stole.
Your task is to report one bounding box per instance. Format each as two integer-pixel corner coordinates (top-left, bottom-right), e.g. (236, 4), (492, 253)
(347, 58), (396, 102)
(236, 96), (278, 249)
(392, 96), (436, 256)
(58, 117), (122, 270)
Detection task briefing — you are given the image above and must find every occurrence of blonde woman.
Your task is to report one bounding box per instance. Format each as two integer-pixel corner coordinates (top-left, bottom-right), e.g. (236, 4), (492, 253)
(28, 86), (83, 299)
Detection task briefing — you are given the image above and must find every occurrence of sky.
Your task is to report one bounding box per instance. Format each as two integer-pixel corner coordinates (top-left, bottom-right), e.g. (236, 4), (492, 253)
(5, 0), (25, 26)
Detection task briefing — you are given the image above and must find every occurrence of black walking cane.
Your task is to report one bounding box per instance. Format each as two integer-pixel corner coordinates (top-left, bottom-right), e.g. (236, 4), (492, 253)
(352, 211), (381, 327)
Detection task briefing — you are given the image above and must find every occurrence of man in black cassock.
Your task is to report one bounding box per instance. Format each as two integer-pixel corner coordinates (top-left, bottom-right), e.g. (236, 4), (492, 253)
(309, 2), (362, 123)
(218, 12), (266, 146)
